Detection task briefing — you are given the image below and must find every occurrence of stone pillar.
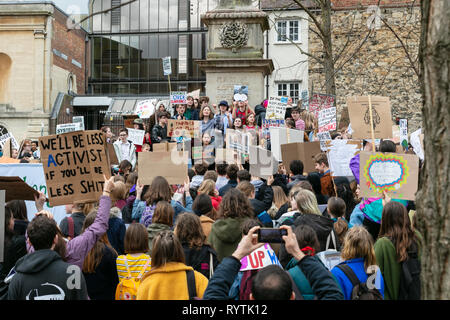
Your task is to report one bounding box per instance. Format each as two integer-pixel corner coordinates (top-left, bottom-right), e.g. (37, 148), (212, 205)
(197, 5), (273, 108)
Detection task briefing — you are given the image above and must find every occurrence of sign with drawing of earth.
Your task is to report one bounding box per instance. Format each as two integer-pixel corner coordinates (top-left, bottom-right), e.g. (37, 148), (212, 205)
(360, 151), (419, 200)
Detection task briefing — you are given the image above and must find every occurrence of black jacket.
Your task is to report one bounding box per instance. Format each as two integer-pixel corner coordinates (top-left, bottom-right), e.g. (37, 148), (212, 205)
(279, 212), (340, 267)
(254, 104), (266, 127)
(182, 244), (219, 280)
(59, 212), (86, 239)
(287, 174), (308, 191)
(250, 198), (267, 217)
(7, 249), (89, 300)
(218, 180), (238, 197)
(151, 124), (169, 143)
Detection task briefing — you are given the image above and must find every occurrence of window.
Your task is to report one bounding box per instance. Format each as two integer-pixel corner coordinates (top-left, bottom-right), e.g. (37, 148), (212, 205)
(277, 83), (300, 103)
(276, 20), (300, 42)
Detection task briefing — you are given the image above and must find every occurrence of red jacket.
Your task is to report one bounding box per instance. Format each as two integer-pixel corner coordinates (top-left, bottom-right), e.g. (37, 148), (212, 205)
(210, 195), (222, 210)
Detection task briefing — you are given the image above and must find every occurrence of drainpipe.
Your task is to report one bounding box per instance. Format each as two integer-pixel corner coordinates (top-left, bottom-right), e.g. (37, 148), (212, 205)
(265, 22), (269, 99)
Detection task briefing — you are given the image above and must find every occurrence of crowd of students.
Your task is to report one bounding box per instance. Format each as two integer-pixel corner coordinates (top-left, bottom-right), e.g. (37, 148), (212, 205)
(0, 94), (423, 301)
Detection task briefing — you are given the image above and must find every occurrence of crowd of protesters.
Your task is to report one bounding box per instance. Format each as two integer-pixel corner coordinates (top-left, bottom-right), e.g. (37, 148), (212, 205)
(0, 94), (423, 301)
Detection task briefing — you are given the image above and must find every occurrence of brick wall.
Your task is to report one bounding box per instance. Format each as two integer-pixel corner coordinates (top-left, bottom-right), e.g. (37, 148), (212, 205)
(308, 3), (422, 131)
(51, 8), (88, 94)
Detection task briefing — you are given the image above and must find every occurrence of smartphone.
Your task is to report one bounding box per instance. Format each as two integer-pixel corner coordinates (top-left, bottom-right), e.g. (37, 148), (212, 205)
(257, 228), (287, 243)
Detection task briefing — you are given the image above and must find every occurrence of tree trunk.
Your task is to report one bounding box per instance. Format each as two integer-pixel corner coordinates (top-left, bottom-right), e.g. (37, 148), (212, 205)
(321, 0), (336, 96)
(415, 0), (450, 300)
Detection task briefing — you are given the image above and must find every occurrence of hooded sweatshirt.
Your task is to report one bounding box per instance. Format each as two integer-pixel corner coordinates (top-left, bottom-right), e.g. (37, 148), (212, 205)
(136, 262), (208, 300)
(207, 218), (245, 262)
(147, 223), (172, 256)
(7, 249), (89, 300)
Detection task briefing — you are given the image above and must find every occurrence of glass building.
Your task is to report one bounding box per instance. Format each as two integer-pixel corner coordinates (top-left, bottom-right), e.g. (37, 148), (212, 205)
(88, 0), (220, 96)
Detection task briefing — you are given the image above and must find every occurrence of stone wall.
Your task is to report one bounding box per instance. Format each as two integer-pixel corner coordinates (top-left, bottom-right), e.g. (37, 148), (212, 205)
(308, 2), (422, 132)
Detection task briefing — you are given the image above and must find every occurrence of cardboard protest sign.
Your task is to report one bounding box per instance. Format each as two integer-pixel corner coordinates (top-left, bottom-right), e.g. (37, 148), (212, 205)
(0, 132), (19, 150)
(309, 93), (335, 118)
(399, 119), (408, 149)
(162, 56), (172, 76)
(138, 150), (188, 185)
(0, 190), (4, 263)
(106, 143), (119, 165)
(127, 128), (145, 145)
(318, 107), (337, 133)
(359, 151), (419, 200)
(234, 85), (248, 102)
(56, 123), (83, 135)
(325, 140), (363, 177)
(187, 89), (200, 99)
(170, 91), (187, 105)
(281, 141), (321, 174)
(152, 141), (178, 153)
(226, 129), (247, 154)
(410, 129), (424, 160)
(123, 115), (139, 129)
(167, 120), (201, 138)
(249, 145), (277, 179)
(262, 119), (285, 129)
(1, 138), (12, 158)
(215, 148), (242, 165)
(0, 157), (19, 163)
(392, 125), (400, 144)
(347, 96), (392, 139)
(269, 127), (304, 161)
(0, 176), (41, 202)
(317, 131), (332, 151)
(73, 116), (85, 131)
(135, 99), (156, 119)
(240, 243), (282, 272)
(265, 96), (288, 120)
(38, 130), (110, 206)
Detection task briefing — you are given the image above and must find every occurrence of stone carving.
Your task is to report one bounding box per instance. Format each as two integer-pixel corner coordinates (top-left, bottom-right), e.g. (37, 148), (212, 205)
(219, 21), (249, 53)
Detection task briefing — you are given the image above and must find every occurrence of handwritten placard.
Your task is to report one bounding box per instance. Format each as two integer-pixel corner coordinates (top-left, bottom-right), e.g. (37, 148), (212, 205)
(309, 93), (335, 118)
(162, 56), (172, 76)
(360, 151), (419, 200)
(265, 96), (288, 120)
(317, 131), (332, 151)
(325, 139), (363, 177)
(0, 132), (19, 151)
(399, 119), (408, 149)
(410, 128), (423, 160)
(127, 128), (145, 146)
(318, 107), (337, 132)
(56, 123), (83, 135)
(167, 120), (201, 138)
(135, 99), (156, 119)
(240, 243), (282, 272)
(262, 119), (285, 129)
(170, 91), (187, 105)
(38, 130), (110, 206)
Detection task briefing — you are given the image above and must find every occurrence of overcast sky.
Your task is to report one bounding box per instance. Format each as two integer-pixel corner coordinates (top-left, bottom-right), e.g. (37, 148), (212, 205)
(52, 0), (89, 14)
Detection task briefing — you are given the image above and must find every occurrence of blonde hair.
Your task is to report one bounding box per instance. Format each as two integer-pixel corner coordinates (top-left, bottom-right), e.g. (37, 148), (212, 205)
(197, 179), (216, 196)
(303, 111), (317, 132)
(111, 181), (127, 202)
(273, 186), (289, 209)
(341, 226), (377, 272)
(294, 189), (321, 215)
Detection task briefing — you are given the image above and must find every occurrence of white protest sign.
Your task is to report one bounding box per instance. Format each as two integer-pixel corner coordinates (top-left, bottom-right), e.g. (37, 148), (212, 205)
(0, 163), (67, 224)
(170, 91), (187, 105)
(162, 56), (172, 76)
(269, 127), (304, 161)
(318, 107), (337, 132)
(399, 119), (408, 149)
(127, 128), (145, 145)
(234, 85), (248, 102)
(72, 116), (85, 130)
(317, 131), (332, 151)
(325, 139), (363, 177)
(240, 243), (282, 272)
(0, 132), (19, 150)
(135, 99), (157, 119)
(266, 96), (288, 120)
(410, 128), (424, 160)
(56, 123), (82, 134)
(188, 89), (200, 99)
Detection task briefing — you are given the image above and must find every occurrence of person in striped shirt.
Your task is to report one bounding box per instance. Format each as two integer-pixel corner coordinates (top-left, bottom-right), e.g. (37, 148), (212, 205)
(116, 223), (152, 281)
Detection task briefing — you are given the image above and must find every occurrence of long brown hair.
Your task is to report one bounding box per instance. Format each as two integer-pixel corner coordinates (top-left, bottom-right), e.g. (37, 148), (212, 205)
(174, 213), (206, 248)
(142, 230), (185, 280)
(272, 186), (289, 209)
(218, 188), (253, 219)
(81, 211), (118, 273)
(341, 226), (377, 272)
(327, 197), (348, 245)
(143, 176), (173, 206)
(378, 201), (417, 262)
(152, 201), (175, 227)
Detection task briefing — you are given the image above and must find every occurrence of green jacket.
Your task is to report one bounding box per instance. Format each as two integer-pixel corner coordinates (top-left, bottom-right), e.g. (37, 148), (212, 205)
(286, 258), (315, 300)
(374, 231), (422, 300)
(207, 218), (246, 262)
(147, 223), (171, 255)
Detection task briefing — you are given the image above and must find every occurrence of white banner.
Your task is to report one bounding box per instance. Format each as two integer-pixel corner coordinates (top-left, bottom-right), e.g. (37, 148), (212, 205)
(0, 163), (67, 224)
(127, 128), (145, 146)
(56, 123), (82, 135)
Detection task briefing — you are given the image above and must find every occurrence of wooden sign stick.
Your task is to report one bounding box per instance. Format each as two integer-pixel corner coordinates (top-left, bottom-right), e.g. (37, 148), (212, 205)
(368, 95), (376, 152)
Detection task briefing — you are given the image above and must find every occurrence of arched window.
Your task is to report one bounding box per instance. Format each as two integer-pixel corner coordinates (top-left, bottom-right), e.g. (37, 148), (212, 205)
(0, 53), (12, 104)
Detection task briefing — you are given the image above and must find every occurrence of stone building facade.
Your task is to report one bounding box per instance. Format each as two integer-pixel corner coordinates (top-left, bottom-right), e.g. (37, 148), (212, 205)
(308, 0), (422, 131)
(0, 1), (88, 143)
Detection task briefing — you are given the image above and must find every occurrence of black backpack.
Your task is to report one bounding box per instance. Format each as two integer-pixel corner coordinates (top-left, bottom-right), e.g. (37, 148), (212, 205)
(398, 242), (421, 300)
(337, 264), (383, 300)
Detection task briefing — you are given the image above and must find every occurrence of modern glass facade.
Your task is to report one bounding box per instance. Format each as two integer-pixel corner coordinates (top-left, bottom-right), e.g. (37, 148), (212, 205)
(88, 0), (219, 96)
